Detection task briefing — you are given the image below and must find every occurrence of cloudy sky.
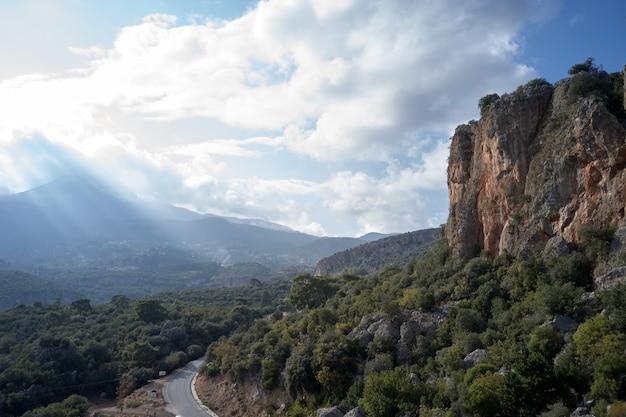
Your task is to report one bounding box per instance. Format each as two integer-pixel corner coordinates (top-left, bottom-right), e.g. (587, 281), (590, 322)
(0, 0), (624, 237)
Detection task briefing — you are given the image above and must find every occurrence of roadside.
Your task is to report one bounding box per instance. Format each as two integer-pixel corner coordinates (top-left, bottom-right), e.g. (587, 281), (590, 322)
(90, 379), (175, 417)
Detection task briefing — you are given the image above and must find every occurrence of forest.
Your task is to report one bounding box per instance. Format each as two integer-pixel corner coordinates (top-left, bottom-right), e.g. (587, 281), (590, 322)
(0, 222), (625, 417)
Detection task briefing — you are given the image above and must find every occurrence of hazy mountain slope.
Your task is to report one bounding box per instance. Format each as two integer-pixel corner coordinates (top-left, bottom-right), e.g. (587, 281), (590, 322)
(315, 228), (441, 276)
(0, 270), (80, 310)
(0, 174), (378, 269)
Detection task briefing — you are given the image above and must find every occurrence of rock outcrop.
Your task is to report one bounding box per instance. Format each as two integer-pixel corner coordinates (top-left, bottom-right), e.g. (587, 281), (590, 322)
(348, 309), (448, 364)
(447, 72), (626, 258)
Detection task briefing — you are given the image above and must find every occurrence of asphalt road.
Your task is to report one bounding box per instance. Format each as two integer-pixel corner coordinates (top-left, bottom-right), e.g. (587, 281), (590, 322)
(163, 359), (218, 417)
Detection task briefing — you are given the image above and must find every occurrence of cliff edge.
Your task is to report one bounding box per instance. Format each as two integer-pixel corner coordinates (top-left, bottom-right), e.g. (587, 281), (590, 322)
(446, 66), (626, 258)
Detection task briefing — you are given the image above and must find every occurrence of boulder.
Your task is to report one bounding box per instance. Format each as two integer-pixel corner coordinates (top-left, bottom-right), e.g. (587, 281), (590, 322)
(463, 348), (487, 368)
(344, 407), (366, 417)
(595, 267), (626, 292)
(541, 314), (578, 333)
(317, 406), (344, 417)
(542, 235), (571, 260)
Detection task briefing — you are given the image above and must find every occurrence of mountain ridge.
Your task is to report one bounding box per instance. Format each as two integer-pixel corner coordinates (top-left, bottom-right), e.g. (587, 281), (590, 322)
(0, 174), (417, 272)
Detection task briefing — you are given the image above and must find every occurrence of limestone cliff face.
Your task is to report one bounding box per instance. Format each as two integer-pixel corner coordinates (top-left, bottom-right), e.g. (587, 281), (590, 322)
(446, 75), (626, 258)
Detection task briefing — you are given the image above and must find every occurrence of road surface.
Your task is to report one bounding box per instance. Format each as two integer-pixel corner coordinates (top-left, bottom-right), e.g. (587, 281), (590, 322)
(163, 359), (218, 417)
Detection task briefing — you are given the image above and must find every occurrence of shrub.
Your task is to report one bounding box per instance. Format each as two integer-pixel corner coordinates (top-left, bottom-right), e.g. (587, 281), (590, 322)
(478, 93), (500, 115)
(463, 372), (509, 417)
(525, 78), (552, 88)
(568, 71), (612, 104)
(608, 401), (626, 417)
(517, 78), (552, 94)
(579, 223), (616, 264)
(261, 358), (280, 390)
(568, 57), (598, 75)
(538, 402), (570, 417)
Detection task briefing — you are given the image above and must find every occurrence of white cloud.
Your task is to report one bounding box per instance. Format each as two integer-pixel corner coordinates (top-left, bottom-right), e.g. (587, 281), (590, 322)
(0, 0), (559, 235)
(323, 141), (450, 235)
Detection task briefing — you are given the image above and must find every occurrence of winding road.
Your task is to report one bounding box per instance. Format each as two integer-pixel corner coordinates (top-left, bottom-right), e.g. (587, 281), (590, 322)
(163, 359), (218, 417)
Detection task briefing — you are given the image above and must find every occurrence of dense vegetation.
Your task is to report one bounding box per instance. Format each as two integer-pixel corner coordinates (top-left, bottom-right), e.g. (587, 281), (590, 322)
(1, 222), (625, 417)
(0, 280), (290, 416)
(0, 248), (302, 305)
(203, 223), (626, 417)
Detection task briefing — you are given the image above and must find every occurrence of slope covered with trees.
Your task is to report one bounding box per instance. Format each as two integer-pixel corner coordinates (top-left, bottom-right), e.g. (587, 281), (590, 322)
(0, 280), (290, 416)
(201, 223), (626, 417)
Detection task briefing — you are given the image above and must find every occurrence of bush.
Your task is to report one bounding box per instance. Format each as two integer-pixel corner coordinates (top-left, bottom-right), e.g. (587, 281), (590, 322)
(261, 358), (280, 390)
(463, 372), (509, 417)
(538, 402), (570, 417)
(186, 344), (205, 360)
(525, 78), (552, 88)
(579, 223), (616, 264)
(568, 71), (612, 104)
(517, 78), (552, 94)
(568, 58), (598, 75)
(608, 401), (626, 417)
(361, 367), (420, 417)
(478, 93), (500, 115)
(365, 353), (395, 376)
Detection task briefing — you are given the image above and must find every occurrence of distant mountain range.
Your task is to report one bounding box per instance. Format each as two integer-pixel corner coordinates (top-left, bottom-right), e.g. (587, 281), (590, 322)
(0, 175), (392, 267)
(0, 174), (443, 306)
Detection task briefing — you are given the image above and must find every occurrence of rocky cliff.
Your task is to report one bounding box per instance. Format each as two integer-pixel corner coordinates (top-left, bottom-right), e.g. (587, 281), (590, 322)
(446, 68), (626, 258)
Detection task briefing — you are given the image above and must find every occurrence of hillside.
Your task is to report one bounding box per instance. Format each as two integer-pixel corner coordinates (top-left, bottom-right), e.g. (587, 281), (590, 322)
(0, 175), (419, 305)
(0, 175), (321, 266)
(0, 270), (80, 310)
(315, 228), (441, 276)
(191, 62), (626, 417)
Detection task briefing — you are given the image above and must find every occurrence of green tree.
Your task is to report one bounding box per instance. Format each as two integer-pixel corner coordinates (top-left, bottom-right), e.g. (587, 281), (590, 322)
(289, 273), (338, 310)
(478, 93), (500, 115)
(135, 299), (168, 323)
(262, 358), (280, 390)
(284, 342), (318, 399)
(312, 334), (358, 402)
(568, 57), (598, 75)
(463, 372), (509, 417)
(70, 298), (92, 314)
(110, 294), (130, 309)
(505, 352), (557, 416)
(361, 367), (420, 417)
(127, 341), (159, 367)
(573, 314), (623, 369)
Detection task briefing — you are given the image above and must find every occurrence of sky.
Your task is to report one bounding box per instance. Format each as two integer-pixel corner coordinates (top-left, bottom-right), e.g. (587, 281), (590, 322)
(0, 0), (624, 237)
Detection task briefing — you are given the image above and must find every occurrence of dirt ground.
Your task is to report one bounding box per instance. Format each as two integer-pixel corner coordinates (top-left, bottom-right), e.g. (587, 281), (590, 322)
(90, 379), (175, 417)
(90, 368), (289, 417)
(194, 373), (290, 417)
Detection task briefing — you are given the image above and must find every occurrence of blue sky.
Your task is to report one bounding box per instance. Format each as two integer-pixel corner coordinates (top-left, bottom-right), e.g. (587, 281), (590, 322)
(0, 0), (624, 237)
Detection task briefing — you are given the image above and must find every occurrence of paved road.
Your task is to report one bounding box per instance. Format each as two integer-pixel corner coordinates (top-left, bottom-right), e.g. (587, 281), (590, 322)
(163, 359), (218, 417)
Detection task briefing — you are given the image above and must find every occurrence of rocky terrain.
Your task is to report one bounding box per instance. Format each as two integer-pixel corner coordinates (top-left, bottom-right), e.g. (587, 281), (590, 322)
(446, 69), (626, 258)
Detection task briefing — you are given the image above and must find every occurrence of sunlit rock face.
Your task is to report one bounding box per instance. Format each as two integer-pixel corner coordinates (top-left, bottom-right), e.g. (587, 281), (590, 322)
(446, 75), (626, 258)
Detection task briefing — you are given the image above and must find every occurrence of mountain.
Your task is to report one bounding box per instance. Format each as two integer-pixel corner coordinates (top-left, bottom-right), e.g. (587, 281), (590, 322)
(447, 68), (626, 258)
(315, 228), (441, 276)
(0, 174), (393, 269)
(0, 269), (80, 310)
